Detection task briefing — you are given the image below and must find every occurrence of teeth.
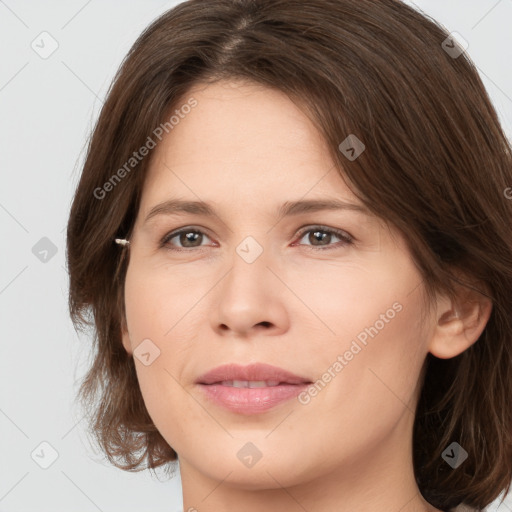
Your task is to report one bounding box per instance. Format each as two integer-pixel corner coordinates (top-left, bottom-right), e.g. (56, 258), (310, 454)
(220, 380), (281, 388)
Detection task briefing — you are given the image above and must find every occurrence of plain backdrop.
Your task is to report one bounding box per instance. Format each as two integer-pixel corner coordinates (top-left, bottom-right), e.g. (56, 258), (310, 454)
(1, 1), (511, 511)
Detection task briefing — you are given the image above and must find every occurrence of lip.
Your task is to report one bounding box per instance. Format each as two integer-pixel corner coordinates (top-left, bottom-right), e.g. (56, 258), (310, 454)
(196, 363), (312, 415)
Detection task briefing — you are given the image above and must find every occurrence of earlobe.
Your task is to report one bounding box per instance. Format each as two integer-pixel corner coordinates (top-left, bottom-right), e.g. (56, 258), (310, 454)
(428, 286), (493, 360)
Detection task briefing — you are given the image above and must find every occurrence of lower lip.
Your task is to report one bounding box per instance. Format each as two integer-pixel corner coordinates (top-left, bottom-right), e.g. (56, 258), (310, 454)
(198, 383), (310, 415)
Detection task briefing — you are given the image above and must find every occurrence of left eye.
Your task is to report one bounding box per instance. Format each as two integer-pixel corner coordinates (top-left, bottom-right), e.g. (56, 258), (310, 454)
(160, 226), (353, 251)
(294, 226), (353, 250)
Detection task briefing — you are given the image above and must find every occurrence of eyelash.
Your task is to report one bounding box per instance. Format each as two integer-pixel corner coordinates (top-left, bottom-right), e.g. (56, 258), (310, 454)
(159, 225), (354, 252)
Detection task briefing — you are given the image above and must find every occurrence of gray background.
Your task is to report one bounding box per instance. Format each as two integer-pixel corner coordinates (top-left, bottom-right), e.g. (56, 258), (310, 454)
(1, 1), (511, 510)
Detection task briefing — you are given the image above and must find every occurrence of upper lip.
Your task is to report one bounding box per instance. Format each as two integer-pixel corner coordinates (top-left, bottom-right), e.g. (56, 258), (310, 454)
(196, 363), (312, 385)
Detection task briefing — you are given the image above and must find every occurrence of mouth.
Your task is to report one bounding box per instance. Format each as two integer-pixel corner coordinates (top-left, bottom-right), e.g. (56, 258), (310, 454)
(207, 380), (298, 387)
(196, 363), (313, 415)
(196, 362), (312, 386)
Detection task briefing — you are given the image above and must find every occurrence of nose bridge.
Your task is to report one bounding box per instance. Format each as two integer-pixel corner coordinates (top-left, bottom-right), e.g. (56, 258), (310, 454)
(211, 232), (288, 335)
(224, 233), (271, 299)
(235, 232), (267, 266)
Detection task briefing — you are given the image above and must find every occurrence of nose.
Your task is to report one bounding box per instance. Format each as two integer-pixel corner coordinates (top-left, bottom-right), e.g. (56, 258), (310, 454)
(211, 247), (290, 338)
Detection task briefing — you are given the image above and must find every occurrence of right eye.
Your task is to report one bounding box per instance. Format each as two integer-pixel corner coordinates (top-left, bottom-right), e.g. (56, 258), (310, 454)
(159, 227), (215, 251)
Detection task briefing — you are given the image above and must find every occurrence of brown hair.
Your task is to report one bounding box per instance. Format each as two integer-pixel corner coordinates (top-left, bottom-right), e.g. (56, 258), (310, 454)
(66, 0), (512, 509)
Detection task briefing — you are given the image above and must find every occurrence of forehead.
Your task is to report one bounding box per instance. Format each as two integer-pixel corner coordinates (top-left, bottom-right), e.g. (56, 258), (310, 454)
(139, 79), (355, 209)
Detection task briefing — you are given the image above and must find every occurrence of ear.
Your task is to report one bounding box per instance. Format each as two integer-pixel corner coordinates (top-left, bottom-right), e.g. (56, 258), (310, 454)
(116, 282), (133, 355)
(428, 279), (492, 359)
(120, 311), (133, 356)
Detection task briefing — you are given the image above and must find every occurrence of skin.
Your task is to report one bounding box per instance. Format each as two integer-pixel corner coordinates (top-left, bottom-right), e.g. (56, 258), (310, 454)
(120, 79), (492, 512)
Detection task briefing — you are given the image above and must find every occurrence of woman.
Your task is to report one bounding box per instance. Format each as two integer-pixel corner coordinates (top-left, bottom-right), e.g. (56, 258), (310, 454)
(66, 1), (512, 511)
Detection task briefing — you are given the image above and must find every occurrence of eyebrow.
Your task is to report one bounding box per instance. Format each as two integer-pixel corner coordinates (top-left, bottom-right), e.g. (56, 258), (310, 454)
(144, 198), (371, 225)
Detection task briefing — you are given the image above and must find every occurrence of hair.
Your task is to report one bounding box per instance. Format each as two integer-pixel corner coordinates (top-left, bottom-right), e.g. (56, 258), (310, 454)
(66, 0), (512, 510)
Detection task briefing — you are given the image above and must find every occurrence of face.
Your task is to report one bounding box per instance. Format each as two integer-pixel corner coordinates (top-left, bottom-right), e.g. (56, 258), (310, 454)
(121, 79), (435, 489)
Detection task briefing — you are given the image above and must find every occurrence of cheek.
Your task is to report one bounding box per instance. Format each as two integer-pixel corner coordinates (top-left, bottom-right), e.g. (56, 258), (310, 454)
(311, 284), (428, 432)
(284, 256), (415, 346)
(123, 256), (208, 342)
(298, 259), (429, 428)
(284, 295), (428, 476)
(123, 260), (212, 446)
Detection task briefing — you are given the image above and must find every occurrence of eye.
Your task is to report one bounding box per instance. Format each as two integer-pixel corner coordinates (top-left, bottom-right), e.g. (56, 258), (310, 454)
(292, 225), (354, 251)
(159, 227), (214, 251)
